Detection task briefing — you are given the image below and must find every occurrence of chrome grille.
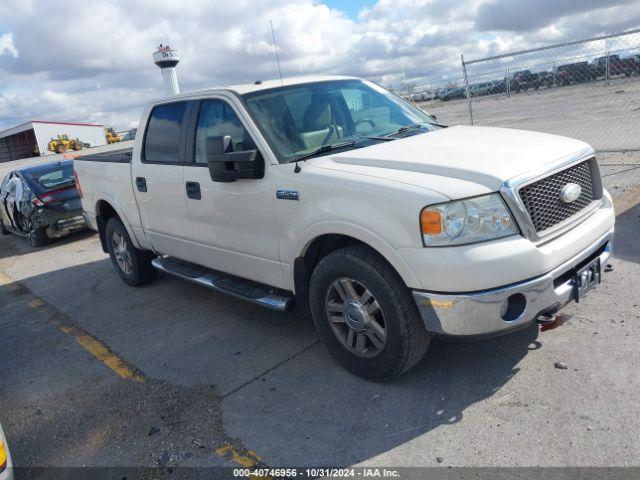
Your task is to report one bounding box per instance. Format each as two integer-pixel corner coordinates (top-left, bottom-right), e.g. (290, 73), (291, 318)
(519, 160), (594, 233)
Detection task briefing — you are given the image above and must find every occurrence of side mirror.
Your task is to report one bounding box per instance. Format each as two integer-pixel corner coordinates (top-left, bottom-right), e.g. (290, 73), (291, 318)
(205, 135), (264, 183)
(206, 135), (232, 155)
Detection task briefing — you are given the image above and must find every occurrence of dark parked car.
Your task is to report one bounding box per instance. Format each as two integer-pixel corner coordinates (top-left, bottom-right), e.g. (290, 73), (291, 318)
(489, 79), (507, 94)
(555, 62), (595, 85)
(537, 70), (555, 88)
(592, 54), (638, 77)
(510, 70), (540, 92)
(439, 87), (466, 101)
(0, 160), (86, 247)
(468, 82), (494, 97)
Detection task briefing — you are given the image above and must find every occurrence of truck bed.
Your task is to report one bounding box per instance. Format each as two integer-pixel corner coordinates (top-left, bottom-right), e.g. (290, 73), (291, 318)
(75, 147), (133, 163)
(73, 146), (146, 248)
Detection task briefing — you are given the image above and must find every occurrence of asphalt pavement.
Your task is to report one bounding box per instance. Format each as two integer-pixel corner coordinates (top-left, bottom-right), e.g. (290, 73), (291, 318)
(0, 160), (639, 478)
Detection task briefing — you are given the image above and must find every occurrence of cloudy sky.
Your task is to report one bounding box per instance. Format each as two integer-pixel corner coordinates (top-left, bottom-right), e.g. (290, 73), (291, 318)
(1, 0), (639, 130)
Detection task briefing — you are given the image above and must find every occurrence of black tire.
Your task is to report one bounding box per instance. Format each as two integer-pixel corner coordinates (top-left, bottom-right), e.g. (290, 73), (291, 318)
(309, 245), (430, 380)
(0, 218), (9, 235)
(28, 228), (50, 247)
(105, 217), (156, 286)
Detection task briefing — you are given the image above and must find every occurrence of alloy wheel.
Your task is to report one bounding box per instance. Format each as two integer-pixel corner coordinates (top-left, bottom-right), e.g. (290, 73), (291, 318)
(324, 277), (387, 358)
(111, 231), (132, 275)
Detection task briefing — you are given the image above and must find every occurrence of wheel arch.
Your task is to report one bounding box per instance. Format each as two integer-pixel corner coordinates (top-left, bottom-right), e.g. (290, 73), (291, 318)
(95, 197), (142, 253)
(292, 228), (420, 310)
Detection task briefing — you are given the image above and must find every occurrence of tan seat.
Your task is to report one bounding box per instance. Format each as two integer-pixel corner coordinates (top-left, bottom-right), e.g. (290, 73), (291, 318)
(300, 96), (343, 150)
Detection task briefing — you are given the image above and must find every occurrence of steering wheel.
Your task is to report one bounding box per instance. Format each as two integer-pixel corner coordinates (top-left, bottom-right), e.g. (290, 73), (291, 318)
(353, 118), (376, 132)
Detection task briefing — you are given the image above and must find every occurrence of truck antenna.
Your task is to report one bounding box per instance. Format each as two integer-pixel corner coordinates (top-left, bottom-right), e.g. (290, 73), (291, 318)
(270, 19), (285, 89)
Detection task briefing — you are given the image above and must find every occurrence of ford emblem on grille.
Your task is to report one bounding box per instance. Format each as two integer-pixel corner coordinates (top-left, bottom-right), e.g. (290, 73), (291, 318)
(560, 183), (582, 203)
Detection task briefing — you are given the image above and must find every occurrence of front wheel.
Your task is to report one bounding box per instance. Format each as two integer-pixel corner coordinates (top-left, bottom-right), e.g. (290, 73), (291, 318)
(105, 217), (156, 286)
(309, 245), (430, 380)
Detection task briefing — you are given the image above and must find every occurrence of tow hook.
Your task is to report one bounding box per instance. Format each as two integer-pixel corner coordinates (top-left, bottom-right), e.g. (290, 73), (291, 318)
(537, 313), (570, 332)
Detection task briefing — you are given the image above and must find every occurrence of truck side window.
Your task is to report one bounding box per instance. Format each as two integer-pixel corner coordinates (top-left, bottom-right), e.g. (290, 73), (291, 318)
(194, 100), (254, 164)
(143, 102), (187, 163)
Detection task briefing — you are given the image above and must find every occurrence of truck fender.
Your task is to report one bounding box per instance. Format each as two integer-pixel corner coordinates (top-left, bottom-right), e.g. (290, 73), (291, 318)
(94, 193), (145, 252)
(293, 221), (421, 290)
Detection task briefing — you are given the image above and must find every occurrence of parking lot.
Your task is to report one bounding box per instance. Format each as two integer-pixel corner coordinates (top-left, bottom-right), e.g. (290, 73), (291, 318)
(421, 77), (640, 151)
(1, 149), (639, 478)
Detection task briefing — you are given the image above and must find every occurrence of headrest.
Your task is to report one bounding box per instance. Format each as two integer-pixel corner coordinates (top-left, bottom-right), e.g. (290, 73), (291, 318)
(303, 95), (332, 131)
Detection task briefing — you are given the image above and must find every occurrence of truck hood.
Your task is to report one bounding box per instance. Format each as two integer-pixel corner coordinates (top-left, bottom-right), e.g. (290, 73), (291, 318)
(308, 125), (594, 199)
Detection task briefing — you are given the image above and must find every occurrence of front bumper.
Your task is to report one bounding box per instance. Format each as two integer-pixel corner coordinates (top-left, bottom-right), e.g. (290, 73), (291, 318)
(412, 229), (613, 337)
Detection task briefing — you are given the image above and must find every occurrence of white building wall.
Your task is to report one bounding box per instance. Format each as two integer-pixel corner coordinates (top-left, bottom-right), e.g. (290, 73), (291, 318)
(33, 123), (107, 155)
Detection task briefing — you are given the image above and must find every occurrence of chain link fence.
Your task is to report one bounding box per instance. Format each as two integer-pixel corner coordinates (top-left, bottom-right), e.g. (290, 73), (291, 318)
(413, 29), (640, 152)
(459, 28), (640, 151)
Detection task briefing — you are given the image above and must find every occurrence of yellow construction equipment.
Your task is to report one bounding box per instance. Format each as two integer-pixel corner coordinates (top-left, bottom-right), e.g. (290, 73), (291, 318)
(105, 127), (121, 144)
(47, 135), (84, 154)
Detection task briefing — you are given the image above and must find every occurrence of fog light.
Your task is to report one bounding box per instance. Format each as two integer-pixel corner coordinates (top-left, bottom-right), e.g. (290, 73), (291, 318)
(500, 293), (526, 321)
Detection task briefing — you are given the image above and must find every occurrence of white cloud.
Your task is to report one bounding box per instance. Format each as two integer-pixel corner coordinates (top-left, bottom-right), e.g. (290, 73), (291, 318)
(0, 33), (18, 58)
(0, 0), (639, 130)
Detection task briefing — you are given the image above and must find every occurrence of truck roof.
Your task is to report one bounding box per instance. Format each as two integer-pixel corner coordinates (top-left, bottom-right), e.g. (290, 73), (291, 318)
(158, 75), (361, 101)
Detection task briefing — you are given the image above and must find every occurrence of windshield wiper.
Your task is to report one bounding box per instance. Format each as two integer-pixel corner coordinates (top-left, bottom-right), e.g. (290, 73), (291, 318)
(289, 139), (358, 163)
(383, 121), (446, 138)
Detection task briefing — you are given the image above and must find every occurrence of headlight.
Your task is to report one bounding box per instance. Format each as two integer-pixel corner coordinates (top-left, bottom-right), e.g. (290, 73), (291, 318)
(420, 193), (518, 246)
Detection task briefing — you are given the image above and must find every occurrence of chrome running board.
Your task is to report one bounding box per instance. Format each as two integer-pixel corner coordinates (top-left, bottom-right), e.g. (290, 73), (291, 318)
(151, 257), (294, 312)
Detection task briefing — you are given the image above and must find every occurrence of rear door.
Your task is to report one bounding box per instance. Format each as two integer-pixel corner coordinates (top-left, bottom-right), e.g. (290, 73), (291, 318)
(131, 101), (194, 257)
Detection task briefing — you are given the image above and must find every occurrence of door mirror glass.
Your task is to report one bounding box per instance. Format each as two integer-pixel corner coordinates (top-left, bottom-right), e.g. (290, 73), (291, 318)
(205, 135), (232, 156)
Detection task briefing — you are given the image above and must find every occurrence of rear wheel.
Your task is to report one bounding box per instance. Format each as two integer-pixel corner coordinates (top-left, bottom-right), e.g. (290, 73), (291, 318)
(105, 217), (156, 286)
(28, 227), (49, 247)
(309, 245), (430, 380)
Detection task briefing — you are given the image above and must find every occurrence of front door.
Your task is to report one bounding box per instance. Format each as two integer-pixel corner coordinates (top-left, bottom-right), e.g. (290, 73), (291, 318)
(131, 101), (193, 258)
(181, 97), (284, 288)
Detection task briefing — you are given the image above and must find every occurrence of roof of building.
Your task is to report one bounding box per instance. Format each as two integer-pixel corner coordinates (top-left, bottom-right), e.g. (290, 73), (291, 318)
(0, 120), (104, 139)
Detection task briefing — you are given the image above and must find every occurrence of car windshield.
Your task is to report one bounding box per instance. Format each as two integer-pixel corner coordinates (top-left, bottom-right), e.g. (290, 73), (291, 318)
(23, 162), (75, 193)
(242, 79), (439, 163)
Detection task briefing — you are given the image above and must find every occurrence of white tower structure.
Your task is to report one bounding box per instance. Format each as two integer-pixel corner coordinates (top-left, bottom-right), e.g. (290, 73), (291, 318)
(153, 44), (180, 95)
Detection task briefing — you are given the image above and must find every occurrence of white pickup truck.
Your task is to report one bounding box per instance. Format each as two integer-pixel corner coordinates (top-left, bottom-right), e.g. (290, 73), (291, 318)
(74, 76), (615, 379)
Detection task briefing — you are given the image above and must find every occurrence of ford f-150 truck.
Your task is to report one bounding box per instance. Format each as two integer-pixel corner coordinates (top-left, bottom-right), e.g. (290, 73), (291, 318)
(74, 76), (615, 379)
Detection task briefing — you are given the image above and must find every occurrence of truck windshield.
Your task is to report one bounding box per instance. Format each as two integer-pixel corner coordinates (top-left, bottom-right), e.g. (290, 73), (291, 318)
(242, 79), (439, 163)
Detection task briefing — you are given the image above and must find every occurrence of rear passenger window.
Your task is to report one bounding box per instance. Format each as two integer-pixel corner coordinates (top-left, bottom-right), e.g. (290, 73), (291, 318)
(144, 102), (186, 163)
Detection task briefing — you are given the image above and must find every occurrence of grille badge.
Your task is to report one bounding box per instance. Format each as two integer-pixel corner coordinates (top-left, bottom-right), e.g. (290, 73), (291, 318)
(560, 183), (582, 203)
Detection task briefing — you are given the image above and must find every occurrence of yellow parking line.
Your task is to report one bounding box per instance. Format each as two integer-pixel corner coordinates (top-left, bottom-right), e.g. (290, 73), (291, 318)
(0, 268), (144, 383)
(68, 326), (144, 383)
(216, 444), (272, 479)
(29, 298), (45, 308)
(216, 444), (262, 468)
